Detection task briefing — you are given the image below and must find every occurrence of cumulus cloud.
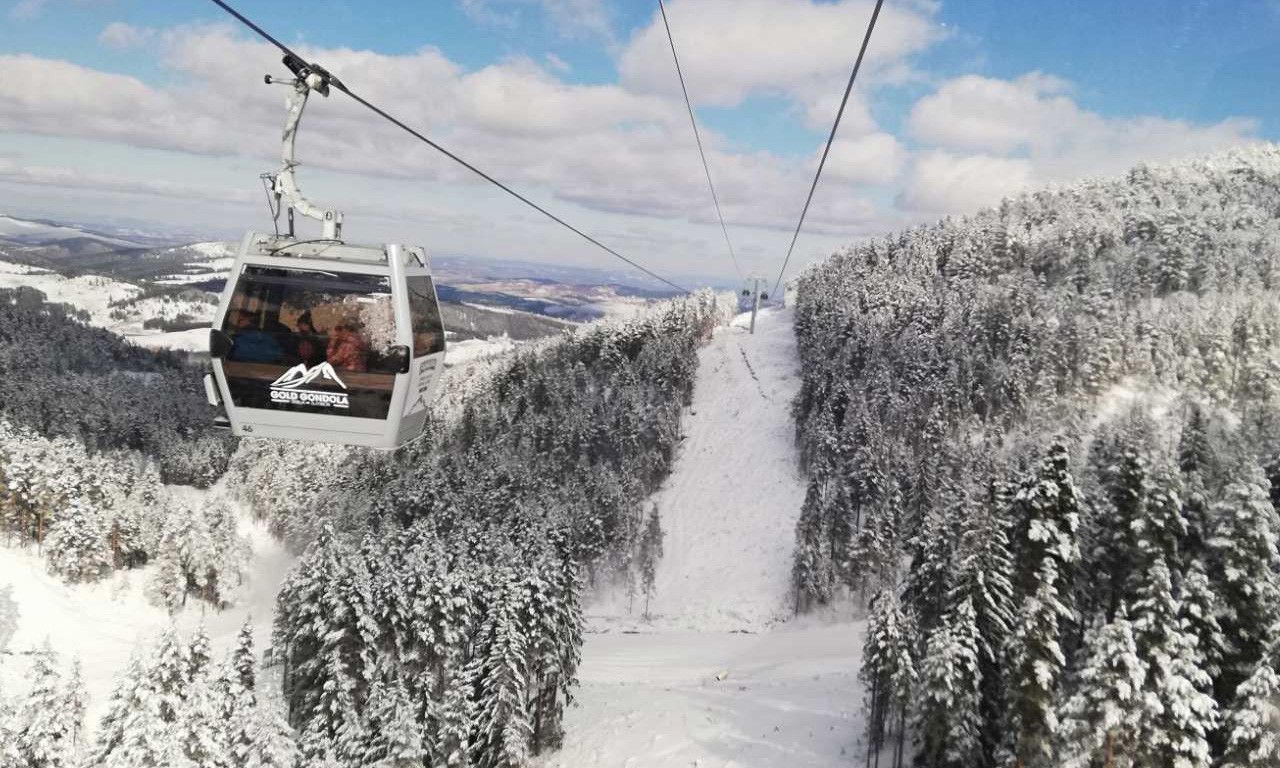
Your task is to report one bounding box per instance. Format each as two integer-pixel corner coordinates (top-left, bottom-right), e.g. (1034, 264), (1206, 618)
(899, 72), (1259, 214)
(0, 23), (892, 247)
(896, 151), (1034, 214)
(619, 0), (942, 123)
(823, 132), (906, 186)
(98, 22), (156, 51)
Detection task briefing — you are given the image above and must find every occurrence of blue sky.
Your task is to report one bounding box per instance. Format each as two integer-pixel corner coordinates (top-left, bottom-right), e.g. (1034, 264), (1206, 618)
(0, 0), (1273, 285)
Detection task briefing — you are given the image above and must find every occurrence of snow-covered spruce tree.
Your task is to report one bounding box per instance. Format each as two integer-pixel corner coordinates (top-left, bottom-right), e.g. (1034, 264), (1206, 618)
(1001, 557), (1072, 768)
(473, 568), (534, 768)
(44, 498), (112, 583)
(1128, 557), (1217, 768)
(177, 667), (229, 767)
(949, 481), (1015, 765)
(638, 505), (663, 620)
(914, 596), (983, 768)
(1002, 442), (1082, 768)
(1206, 466), (1280, 699)
(1221, 639), (1280, 768)
(1087, 438), (1151, 623)
(861, 587), (916, 768)
(64, 658), (87, 753)
(15, 643), (76, 768)
(360, 668), (428, 768)
(1056, 613), (1146, 768)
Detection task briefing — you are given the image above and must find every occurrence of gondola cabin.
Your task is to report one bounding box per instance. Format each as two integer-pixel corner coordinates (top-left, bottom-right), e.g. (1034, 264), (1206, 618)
(204, 233), (447, 449)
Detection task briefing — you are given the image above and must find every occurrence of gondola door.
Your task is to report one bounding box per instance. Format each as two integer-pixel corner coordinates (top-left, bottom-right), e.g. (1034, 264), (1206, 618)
(390, 245), (447, 445)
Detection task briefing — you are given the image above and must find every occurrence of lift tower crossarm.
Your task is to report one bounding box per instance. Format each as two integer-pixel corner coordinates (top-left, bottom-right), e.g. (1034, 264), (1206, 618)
(268, 54), (344, 240)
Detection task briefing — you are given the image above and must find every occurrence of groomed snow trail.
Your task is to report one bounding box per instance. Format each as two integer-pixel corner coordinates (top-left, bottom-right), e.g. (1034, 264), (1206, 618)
(547, 309), (866, 768)
(591, 307), (809, 631)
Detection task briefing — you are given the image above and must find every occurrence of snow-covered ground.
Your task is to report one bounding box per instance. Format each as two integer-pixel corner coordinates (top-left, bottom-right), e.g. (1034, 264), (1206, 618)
(0, 260), (141, 326)
(590, 308), (809, 631)
(0, 483), (295, 731)
(543, 308), (866, 768)
(122, 327), (212, 353)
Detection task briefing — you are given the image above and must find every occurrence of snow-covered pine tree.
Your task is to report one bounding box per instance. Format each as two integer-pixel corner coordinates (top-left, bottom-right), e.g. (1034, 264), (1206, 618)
(231, 618), (257, 691)
(914, 596), (983, 768)
(1091, 442), (1151, 621)
(189, 624), (214, 682)
(150, 625), (191, 726)
(15, 643), (74, 768)
(240, 695), (301, 768)
(1178, 559), (1226, 689)
(860, 587), (916, 768)
(177, 669), (229, 768)
(94, 652), (177, 768)
(1002, 557), (1071, 768)
(1129, 557), (1217, 768)
(1003, 442), (1082, 768)
(1221, 644), (1280, 768)
(360, 669), (428, 768)
(473, 573), (533, 768)
(1056, 614), (1146, 768)
(639, 506), (663, 620)
(950, 484), (1015, 764)
(1207, 468), (1280, 697)
(44, 498), (111, 583)
(64, 657), (87, 752)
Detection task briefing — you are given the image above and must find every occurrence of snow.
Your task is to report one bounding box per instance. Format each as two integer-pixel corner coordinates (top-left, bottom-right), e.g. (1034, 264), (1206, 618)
(588, 307), (810, 631)
(543, 624), (865, 768)
(0, 260), (141, 327)
(123, 328), (211, 353)
(542, 308), (866, 768)
(0, 482), (296, 732)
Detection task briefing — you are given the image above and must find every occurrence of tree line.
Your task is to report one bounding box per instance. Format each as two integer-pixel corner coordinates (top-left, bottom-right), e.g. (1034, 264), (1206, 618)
(789, 143), (1280, 767)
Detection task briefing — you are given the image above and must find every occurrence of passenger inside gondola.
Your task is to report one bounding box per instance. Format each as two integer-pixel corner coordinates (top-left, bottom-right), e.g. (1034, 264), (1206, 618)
(292, 311), (327, 367)
(229, 309), (284, 363)
(327, 319), (370, 372)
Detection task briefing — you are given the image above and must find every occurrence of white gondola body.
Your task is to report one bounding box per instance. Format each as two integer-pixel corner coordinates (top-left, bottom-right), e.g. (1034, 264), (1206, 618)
(206, 232), (447, 449)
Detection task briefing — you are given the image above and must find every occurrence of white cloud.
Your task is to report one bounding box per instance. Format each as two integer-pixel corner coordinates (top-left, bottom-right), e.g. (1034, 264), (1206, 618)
(618, 0), (943, 123)
(0, 158), (256, 205)
(900, 72), (1260, 214)
(99, 22), (156, 51)
(896, 151), (1034, 214)
(0, 23), (895, 257)
(823, 132), (906, 186)
(461, 0), (612, 40)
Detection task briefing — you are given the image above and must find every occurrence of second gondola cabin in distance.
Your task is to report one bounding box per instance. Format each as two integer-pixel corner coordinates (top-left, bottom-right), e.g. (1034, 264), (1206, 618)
(204, 55), (447, 449)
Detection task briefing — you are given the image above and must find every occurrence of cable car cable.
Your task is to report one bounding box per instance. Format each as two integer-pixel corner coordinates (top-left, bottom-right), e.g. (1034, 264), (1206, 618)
(204, 0), (691, 295)
(771, 0), (884, 299)
(657, 0), (742, 281)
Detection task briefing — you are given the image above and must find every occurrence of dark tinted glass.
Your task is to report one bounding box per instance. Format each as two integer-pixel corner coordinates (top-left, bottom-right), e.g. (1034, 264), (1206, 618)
(406, 275), (446, 357)
(219, 265), (400, 419)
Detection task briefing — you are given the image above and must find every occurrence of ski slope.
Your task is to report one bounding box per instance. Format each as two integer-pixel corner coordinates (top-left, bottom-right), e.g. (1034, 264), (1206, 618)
(590, 307), (809, 631)
(546, 308), (867, 768)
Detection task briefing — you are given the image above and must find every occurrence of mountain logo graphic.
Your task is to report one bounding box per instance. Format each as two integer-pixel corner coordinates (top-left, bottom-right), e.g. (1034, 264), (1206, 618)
(269, 362), (350, 409)
(271, 362), (347, 391)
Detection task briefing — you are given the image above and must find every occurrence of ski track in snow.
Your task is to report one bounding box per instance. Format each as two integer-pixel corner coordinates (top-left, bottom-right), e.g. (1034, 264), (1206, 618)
(0, 481), (296, 733)
(546, 308), (867, 768)
(590, 307), (808, 631)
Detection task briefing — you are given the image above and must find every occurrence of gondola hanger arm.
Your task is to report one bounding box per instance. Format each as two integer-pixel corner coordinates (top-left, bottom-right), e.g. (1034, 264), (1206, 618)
(267, 54), (344, 241)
